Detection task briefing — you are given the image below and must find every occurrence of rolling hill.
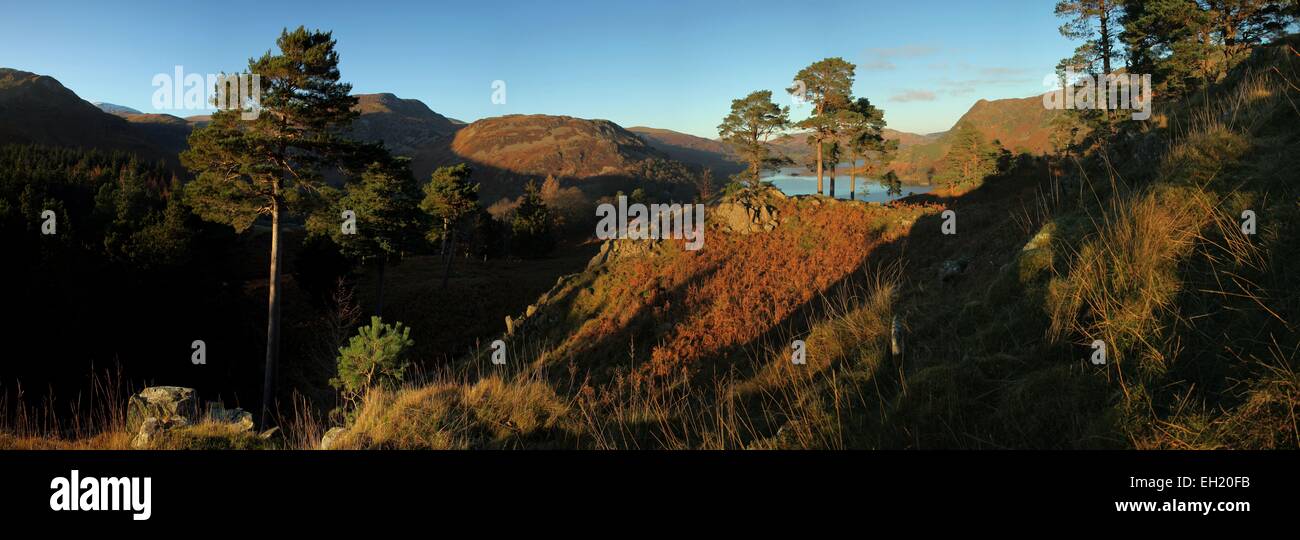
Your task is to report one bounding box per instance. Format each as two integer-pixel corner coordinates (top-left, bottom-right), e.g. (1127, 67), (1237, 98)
(117, 113), (193, 157)
(415, 114), (670, 200)
(349, 93), (460, 157)
(628, 126), (743, 176)
(1, 67), (1062, 195)
(0, 68), (178, 164)
(891, 94), (1062, 182)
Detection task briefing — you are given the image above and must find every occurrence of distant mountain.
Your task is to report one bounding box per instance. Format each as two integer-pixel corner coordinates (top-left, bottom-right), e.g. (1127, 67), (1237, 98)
(0, 68), (178, 165)
(949, 94), (1058, 154)
(415, 114), (668, 200)
(349, 93), (460, 157)
(118, 113), (193, 157)
(628, 126), (743, 176)
(0, 74), (474, 175)
(885, 128), (944, 148)
(2, 68), (1060, 191)
(94, 102), (143, 115)
(891, 93), (1061, 182)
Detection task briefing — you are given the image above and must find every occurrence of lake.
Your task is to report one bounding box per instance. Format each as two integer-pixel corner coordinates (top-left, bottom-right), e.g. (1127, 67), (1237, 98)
(763, 166), (933, 203)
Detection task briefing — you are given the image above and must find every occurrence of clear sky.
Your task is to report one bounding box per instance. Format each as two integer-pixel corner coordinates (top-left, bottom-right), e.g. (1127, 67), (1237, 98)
(0, 0), (1077, 137)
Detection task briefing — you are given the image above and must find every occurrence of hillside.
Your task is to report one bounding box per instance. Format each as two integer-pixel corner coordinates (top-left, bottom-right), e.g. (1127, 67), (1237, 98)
(628, 126), (744, 176)
(119, 113), (193, 156)
(415, 114), (670, 200)
(321, 38), (1299, 450)
(0, 68), (177, 164)
(348, 92), (460, 157)
(892, 94), (1061, 182)
(1, 71), (690, 201)
(764, 95), (1064, 183)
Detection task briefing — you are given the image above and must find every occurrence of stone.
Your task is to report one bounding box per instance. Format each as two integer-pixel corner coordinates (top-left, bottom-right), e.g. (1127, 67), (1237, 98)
(230, 411), (255, 432)
(1022, 223), (1055, 252)
(127, 386), (199, 433)
(206, 404), (255, 432)
(526, 304), (537, 317)
(130, 417), (163, 449)
(319, 427), (347, 450)
(715, 197), (780, 234)
(257, 427), (282, 441)
(939, 259), (969, 282)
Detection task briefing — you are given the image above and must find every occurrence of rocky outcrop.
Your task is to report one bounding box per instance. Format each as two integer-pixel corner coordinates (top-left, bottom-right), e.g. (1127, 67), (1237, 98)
(714, 188), (785, 234)
(127, 386), (199, 434)
(125, 386), (260, 449)
(585, 238), (656, 269)
(206, 403), (255, 433)
(319, 427), (347, 450)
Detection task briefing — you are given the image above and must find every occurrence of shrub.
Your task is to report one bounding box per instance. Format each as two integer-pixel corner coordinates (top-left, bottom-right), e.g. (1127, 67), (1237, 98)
(331, 316), (415, 411)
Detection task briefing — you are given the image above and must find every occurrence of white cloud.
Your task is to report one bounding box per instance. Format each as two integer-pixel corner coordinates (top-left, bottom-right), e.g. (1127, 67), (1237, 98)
(889, 89), (937, 102)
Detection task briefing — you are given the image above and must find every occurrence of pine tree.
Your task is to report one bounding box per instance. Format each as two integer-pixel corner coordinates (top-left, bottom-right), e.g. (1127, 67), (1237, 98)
(420, 164), (479, 288)
(327, 157), (425, 316)
(1056, 0), (1122, 75)
(881, 171), (902, 197)
(511, 180), (555, 259)
(788, 58), (855, 195)
(935, 122), (998, 189)
(331, 316), (414, 413)
(717, 90), (791, 188)
(840, 97), (898, 200)
(1118, 0), (1293, 99)
(694, 167), (716, 202)
(181, 27), (360, 426)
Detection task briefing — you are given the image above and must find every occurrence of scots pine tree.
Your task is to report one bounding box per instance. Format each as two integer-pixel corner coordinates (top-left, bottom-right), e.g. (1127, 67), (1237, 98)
(420, 164), (479, 288)
(717, 90), (790, 188)
(328, 156), (425, 316)
(788, 58), (855, 195)
(181, 27), (360, 426)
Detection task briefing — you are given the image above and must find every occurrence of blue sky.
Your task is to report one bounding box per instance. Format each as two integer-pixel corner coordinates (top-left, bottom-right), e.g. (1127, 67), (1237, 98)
(0, 0), (1077, 137)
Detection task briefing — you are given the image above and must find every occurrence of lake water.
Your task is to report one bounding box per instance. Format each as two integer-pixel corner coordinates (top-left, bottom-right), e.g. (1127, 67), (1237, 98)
(764, 166), (933, 203)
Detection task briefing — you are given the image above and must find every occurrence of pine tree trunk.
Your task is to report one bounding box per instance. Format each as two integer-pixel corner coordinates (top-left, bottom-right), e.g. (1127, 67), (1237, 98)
(816, 142), (824, 195)
(261, 193), (282, 428)
(850, 164), (857, 200)
(375, 259), (386, 318)
(829, 164), (836, 198)
(440, 230), (456, 289)
(1099, 3), (1112, 76)
(439, 218), (448, 257)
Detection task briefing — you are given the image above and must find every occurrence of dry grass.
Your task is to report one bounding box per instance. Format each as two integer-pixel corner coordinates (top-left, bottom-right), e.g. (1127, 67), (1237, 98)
(332, 372), (574, 450)
(0, 366), (134, 449)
